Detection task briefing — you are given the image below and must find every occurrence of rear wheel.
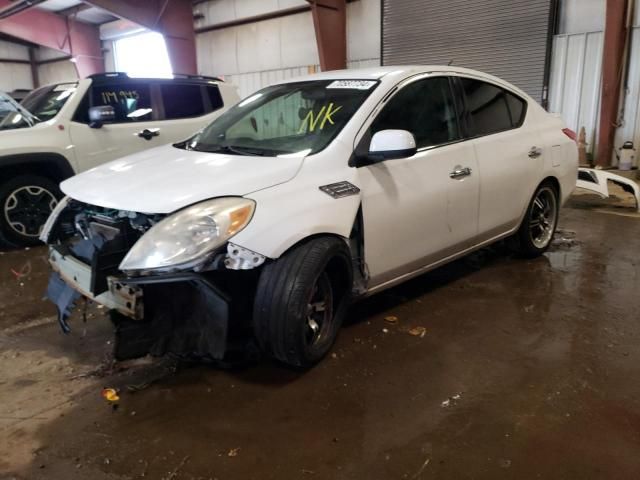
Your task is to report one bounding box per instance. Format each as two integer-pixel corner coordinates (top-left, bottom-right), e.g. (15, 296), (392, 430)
(0, 175), (61, 247)
(511, 182), (559, 257)
(253, 237), (352, 369)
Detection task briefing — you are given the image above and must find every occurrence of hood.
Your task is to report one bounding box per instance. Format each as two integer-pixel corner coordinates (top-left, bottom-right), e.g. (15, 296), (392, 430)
(61, 144), (304, 214)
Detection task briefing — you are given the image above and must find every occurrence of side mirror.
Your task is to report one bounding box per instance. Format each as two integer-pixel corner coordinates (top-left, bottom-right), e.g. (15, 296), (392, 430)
(88, 105), (115, 128)
(368, 129), (417, 162)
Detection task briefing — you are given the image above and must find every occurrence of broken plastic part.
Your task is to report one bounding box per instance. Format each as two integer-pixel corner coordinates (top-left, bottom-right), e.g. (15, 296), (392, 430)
(224, 243), (266, 270)
(576, 168), (640, 212)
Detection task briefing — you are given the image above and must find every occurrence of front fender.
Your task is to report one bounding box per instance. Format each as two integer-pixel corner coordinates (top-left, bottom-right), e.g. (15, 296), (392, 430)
(232, 179), (361, 259)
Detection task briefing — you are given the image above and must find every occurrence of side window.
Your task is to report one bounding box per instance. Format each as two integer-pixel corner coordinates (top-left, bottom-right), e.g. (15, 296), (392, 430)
(371, 77), (459, 149)
(161, 84), (205, 119)
(505, 92), (526, 127)
(460, 78), (526, 136)
(207, 86), (224, 111)
(91, 83), (153, 123)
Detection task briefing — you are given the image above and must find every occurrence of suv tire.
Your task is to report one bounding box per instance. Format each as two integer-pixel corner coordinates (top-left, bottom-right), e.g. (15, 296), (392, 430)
(0, 175), (61, 247)
(253, 237), (353, 369)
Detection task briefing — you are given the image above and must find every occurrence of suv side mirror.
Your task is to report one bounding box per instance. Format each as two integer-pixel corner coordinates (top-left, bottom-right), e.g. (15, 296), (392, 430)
(368, 129), (417, 161)
(88, 106), (115, 129)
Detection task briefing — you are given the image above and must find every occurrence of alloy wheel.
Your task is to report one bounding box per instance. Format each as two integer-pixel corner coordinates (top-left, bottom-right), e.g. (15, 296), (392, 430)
(305, 272), (334, 348)
(4, 186), (58, 238)
(529, 187), (557, 249)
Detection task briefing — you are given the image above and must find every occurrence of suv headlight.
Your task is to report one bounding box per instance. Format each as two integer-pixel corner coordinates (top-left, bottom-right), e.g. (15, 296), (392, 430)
(119, 197), (255, 273)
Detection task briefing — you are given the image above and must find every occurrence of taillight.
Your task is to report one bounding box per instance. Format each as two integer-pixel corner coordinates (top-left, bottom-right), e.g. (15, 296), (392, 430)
(562, 128), (577, 142)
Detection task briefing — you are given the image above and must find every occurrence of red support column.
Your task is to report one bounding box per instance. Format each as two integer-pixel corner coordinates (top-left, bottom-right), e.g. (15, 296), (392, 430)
(307, 0), (347, 71)
(0, 0), (103, 78)
(596, 0), (629, 167)
(83, 0), (197, 75)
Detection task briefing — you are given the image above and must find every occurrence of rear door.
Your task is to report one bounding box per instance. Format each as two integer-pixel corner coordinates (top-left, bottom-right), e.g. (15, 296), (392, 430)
(456, 76), (542, 240)
(157, 82), (226, 141)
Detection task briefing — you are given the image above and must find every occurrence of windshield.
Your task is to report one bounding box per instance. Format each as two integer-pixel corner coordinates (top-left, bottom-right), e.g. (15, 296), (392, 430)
(0, 92), (34, 130)
(183, 79), (379, 156)
(21, 83), (78, 123)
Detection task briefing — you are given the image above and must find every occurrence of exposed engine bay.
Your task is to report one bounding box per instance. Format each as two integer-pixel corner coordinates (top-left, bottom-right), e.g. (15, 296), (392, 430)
(44, 200), (262, 362)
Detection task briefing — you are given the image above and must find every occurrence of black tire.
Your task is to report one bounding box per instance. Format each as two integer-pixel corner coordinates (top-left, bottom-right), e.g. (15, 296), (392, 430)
(253, 236), (353, 369)
(0, 174), (61, 247)
(511, 181), (559, 258)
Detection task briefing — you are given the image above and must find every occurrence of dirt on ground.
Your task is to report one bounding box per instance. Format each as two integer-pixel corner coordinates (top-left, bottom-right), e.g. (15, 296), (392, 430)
(0, 191), (639, 480)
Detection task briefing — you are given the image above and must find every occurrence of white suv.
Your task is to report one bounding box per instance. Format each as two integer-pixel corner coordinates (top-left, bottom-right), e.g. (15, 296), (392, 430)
(43, 66), (578, 369)
(0, 73), (239, 246)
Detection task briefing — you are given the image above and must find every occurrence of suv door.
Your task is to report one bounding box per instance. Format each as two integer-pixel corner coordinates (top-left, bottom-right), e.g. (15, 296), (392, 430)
(68, 81), (165, 171)
(456, 77), (541, 239)
(157, 82), (225, 140)
(357, 76), (479, 287)
(68, 81), (225, 172)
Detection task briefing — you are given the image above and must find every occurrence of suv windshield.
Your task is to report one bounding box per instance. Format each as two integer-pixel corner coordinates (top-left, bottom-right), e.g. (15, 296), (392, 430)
(0, 92), (36, 131)
(21, 83), (78, 123)
(184, 79), (379, 156)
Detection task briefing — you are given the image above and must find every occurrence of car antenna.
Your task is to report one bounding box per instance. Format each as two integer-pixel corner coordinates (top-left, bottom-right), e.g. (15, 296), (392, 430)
(447, 59), (454, 66)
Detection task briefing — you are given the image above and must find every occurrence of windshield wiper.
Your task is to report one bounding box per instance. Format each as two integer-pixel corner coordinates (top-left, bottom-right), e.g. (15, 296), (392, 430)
(195, 144), (267, 156)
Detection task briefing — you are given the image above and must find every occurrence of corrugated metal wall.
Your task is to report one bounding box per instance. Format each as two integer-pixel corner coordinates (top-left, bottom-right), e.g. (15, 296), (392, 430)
(196, 0), (381, 98)
(614, 9), (640, 159)
(0, 40), (33, 92)
(381, 0), (553, 102)
(548, 31), (603, 154)
(549, 6), (640, 162)
(35, 47), (79, 86)
(225, 58), (381, 98)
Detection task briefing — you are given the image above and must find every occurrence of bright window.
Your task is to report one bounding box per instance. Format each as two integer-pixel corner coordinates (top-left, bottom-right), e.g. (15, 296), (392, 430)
(114, 31), (172, 78)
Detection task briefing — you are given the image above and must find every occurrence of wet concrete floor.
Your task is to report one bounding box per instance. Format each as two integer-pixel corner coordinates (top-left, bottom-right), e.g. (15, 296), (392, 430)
(1, 199), (639, 479)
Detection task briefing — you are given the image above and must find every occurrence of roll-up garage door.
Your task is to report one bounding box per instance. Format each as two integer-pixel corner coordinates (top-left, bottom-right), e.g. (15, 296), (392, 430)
(382, 0), (554, 103)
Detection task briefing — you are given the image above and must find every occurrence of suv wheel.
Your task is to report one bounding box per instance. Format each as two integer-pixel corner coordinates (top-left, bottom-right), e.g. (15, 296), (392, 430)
(253, 237), (353, 369)
(0, 175), (61, 247)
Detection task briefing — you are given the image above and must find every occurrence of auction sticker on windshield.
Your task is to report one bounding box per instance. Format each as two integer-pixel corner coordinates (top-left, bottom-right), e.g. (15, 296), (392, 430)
(326, 80), (377, 90)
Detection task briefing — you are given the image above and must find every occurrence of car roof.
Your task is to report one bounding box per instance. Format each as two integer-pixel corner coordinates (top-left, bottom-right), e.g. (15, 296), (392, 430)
(277, 65), (530, 100)
(86, 72), (224, 85)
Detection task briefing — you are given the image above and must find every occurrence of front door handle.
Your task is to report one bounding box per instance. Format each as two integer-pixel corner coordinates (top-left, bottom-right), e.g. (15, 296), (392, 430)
(528, 146), (542, 158)
(137, 128), (160, 141)
(450, 166), (472, 179)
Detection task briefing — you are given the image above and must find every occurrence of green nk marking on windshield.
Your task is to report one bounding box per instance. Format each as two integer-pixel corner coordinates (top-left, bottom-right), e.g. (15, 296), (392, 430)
(298, 103), (343, 133)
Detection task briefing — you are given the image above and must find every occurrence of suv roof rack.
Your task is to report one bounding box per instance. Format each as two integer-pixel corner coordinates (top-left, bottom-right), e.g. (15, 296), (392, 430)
(87, 72), (224, 82)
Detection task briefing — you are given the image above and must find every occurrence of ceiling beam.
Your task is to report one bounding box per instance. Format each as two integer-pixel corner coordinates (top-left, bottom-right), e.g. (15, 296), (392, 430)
(82, 0), (197, 75)
(0, 0), (104, 78)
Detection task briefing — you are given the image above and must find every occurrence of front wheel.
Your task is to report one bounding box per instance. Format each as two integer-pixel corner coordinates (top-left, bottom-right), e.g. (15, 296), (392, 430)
(511, 182), (559, 257)
(0, 175), (61, 247)
(253, 237), (353, 369)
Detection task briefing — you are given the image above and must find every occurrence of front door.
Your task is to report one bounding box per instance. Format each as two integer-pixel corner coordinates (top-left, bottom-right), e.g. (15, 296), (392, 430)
(357, 76), (479, 287)
(68, 81), (166, 172)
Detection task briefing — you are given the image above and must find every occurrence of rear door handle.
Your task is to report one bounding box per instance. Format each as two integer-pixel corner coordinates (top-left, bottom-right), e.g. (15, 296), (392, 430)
(137, 128), (160, 141)
(449, 166), (472, 179)
(528, 146), (542, 158)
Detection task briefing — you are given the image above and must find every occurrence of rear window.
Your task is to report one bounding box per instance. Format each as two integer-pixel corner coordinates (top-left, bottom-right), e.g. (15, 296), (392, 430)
(207, 86), (223, 111)
(160, 84), (205, 120)
(460, 78), (527, 137)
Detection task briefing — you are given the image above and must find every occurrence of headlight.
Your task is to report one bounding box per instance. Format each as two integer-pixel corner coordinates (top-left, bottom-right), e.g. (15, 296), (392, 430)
(119, 197), (255, 273)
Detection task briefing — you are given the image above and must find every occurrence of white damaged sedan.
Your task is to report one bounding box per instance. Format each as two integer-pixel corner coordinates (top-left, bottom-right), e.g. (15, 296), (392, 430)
(43, 66), (578, 368)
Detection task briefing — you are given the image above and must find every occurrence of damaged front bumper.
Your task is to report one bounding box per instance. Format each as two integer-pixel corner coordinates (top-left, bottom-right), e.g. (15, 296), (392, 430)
(48, 245), (142, 321)
(44, 200), (260, 362)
